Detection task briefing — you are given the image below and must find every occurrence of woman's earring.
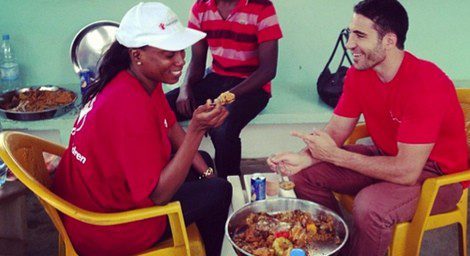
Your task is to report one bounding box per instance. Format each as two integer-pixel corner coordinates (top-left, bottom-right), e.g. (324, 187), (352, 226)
(137, 61), (142, 66)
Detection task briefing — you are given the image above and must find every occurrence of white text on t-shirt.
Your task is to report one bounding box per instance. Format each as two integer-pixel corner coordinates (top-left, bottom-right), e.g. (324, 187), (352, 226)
(71, 146), (87, 164)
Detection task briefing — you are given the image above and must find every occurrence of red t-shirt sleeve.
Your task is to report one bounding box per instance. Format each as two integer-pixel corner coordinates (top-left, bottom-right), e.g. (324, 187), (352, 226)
(334, 68), (362, 118)
(257, 3), (283, 43)
(397, 76), (449, 144)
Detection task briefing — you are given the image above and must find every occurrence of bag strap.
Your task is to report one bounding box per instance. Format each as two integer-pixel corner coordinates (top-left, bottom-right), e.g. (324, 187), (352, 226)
(337, 29), (352, 69)
(322, 28), (352, 71)
(322, 30), (344, 71)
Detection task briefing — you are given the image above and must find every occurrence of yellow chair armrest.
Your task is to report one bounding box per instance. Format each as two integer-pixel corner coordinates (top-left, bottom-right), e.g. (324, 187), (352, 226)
(46, 188), (190, 252)
(413, 170), (470, 218)
(62, 201), (182, 226)
(344, 123), (368, 145)
(412, 170), (470, 219)
(424, 170), (470, 188)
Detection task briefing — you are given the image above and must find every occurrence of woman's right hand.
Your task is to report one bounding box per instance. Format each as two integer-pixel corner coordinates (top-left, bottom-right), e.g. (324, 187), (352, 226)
(188, 99), (228, 134)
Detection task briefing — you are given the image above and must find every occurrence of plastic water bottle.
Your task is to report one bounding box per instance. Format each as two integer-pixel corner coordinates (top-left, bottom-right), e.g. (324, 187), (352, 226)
(0, 34), (20, 92)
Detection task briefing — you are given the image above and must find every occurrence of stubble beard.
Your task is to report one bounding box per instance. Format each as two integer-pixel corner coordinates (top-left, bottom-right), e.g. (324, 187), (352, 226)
(354, 44), (386, 71)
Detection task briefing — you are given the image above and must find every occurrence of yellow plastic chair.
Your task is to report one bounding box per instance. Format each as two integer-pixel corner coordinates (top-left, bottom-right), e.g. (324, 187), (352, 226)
(335, 88), (470, 256)
(0, 131), (205, 256)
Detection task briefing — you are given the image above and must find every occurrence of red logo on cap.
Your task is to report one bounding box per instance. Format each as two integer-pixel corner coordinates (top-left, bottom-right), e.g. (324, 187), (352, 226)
(159, 23), (165, 30)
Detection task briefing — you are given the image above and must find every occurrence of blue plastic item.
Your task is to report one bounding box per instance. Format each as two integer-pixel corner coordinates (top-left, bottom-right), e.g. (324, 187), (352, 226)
(290, 248), (306, 256)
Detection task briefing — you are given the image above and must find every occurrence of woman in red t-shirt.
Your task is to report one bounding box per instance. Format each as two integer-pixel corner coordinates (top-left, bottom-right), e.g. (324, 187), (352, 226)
(54, 3), (232, 256)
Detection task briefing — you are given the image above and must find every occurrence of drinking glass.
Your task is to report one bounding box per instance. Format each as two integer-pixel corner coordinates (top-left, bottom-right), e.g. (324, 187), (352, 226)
(276, 164), (295, 190)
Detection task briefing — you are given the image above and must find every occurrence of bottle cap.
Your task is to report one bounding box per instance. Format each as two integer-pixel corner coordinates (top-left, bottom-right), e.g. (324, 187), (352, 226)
(2, 34), (10, 40)
(290, 248), (306, 256)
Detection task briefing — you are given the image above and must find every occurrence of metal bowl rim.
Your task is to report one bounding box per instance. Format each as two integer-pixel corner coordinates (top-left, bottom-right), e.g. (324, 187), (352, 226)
(224, 197), (349, 256)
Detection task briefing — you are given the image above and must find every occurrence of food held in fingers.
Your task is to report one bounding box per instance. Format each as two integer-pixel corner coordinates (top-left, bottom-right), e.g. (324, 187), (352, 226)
(214, 90), (235, 105)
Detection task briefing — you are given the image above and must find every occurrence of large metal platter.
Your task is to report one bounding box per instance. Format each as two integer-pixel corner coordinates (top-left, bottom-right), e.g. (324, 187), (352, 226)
(226, 198), (348, 256)
(70, 20), (119, 75)
(0, 86), (77, 121)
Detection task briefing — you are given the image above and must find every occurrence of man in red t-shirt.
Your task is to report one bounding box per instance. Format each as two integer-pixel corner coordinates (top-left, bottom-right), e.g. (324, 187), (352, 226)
(268, 0), (468, 255)
(166, 0), (283, 178)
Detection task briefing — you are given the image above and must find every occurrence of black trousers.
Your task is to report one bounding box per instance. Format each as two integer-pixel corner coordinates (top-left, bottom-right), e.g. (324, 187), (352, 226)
(166, 73), (270, 178)
(158, 151), (232, 256)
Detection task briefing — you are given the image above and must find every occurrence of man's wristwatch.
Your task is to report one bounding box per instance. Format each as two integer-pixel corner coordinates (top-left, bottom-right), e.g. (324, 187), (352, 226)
(199, 167), (214, 179)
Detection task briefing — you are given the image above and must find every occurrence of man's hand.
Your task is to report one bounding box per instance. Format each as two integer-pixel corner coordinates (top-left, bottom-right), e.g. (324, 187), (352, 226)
(291, 130), (339, 162)
(176, 86), (194, 118)
(267, 151), (315, 176)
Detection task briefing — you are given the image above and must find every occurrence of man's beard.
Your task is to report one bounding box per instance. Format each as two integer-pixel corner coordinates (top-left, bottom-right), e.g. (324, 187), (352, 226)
(354, 45), (386, 71)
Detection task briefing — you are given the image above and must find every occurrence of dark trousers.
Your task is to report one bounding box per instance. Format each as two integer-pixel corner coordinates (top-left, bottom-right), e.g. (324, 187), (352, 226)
(158, 151), (232, 256)
(166, 73), (270, 178)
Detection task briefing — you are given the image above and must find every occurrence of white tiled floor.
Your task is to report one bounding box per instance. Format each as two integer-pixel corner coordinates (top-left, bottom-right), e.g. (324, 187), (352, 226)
(222, 228), (237, 255)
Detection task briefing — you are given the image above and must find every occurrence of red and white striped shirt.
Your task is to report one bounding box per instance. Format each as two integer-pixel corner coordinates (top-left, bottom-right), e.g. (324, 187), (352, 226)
(188, 0), (283, 93)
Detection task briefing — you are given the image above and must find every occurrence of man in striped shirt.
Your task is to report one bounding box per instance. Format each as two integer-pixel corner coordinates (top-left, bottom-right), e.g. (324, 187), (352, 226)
(166, 0), (283, 178)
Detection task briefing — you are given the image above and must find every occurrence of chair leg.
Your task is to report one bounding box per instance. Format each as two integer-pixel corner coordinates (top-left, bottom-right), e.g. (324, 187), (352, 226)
(58, 235), (65, 256)
(458, 221), (467, 256)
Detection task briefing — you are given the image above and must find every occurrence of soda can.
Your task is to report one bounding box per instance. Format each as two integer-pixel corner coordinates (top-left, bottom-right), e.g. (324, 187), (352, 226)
(251, 173), (266, 202)
(79, 69), (94, 96)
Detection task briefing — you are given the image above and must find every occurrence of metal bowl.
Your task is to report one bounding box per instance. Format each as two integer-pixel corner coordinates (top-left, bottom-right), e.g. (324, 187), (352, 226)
(225, 198), (348, 256)
(70, 20), (119, 76)
(0, 86), (78, 121)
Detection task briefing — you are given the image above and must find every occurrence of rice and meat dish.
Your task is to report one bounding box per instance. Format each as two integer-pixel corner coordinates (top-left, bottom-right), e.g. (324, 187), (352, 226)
(5, 89), (75, 112)
(231, 210), (341, 256)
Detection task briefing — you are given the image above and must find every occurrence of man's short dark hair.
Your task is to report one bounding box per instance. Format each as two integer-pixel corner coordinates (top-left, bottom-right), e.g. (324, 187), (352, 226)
(354, 0), (408, 49)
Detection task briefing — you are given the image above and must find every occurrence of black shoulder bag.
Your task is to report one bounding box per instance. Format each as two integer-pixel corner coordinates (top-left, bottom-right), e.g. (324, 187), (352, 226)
(317, 29), (352, 108)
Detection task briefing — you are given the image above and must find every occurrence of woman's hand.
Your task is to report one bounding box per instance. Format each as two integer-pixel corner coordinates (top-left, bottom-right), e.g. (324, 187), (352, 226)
(267, 151), (315, 176)
(188, 99), (228, 134)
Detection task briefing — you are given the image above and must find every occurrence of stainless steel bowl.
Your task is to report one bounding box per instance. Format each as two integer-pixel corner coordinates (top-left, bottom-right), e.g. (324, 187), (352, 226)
(225, 198), (348, 256)
(0, 86), (78, 121)
(70, 20), (119, 76)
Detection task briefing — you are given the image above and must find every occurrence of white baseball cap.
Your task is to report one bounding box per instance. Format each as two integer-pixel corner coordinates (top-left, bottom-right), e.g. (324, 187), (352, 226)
(116, 2), (206, 51)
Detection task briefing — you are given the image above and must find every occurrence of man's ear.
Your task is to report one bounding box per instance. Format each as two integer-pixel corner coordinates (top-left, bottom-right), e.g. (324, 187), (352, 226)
(383, 32), (398, 49)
